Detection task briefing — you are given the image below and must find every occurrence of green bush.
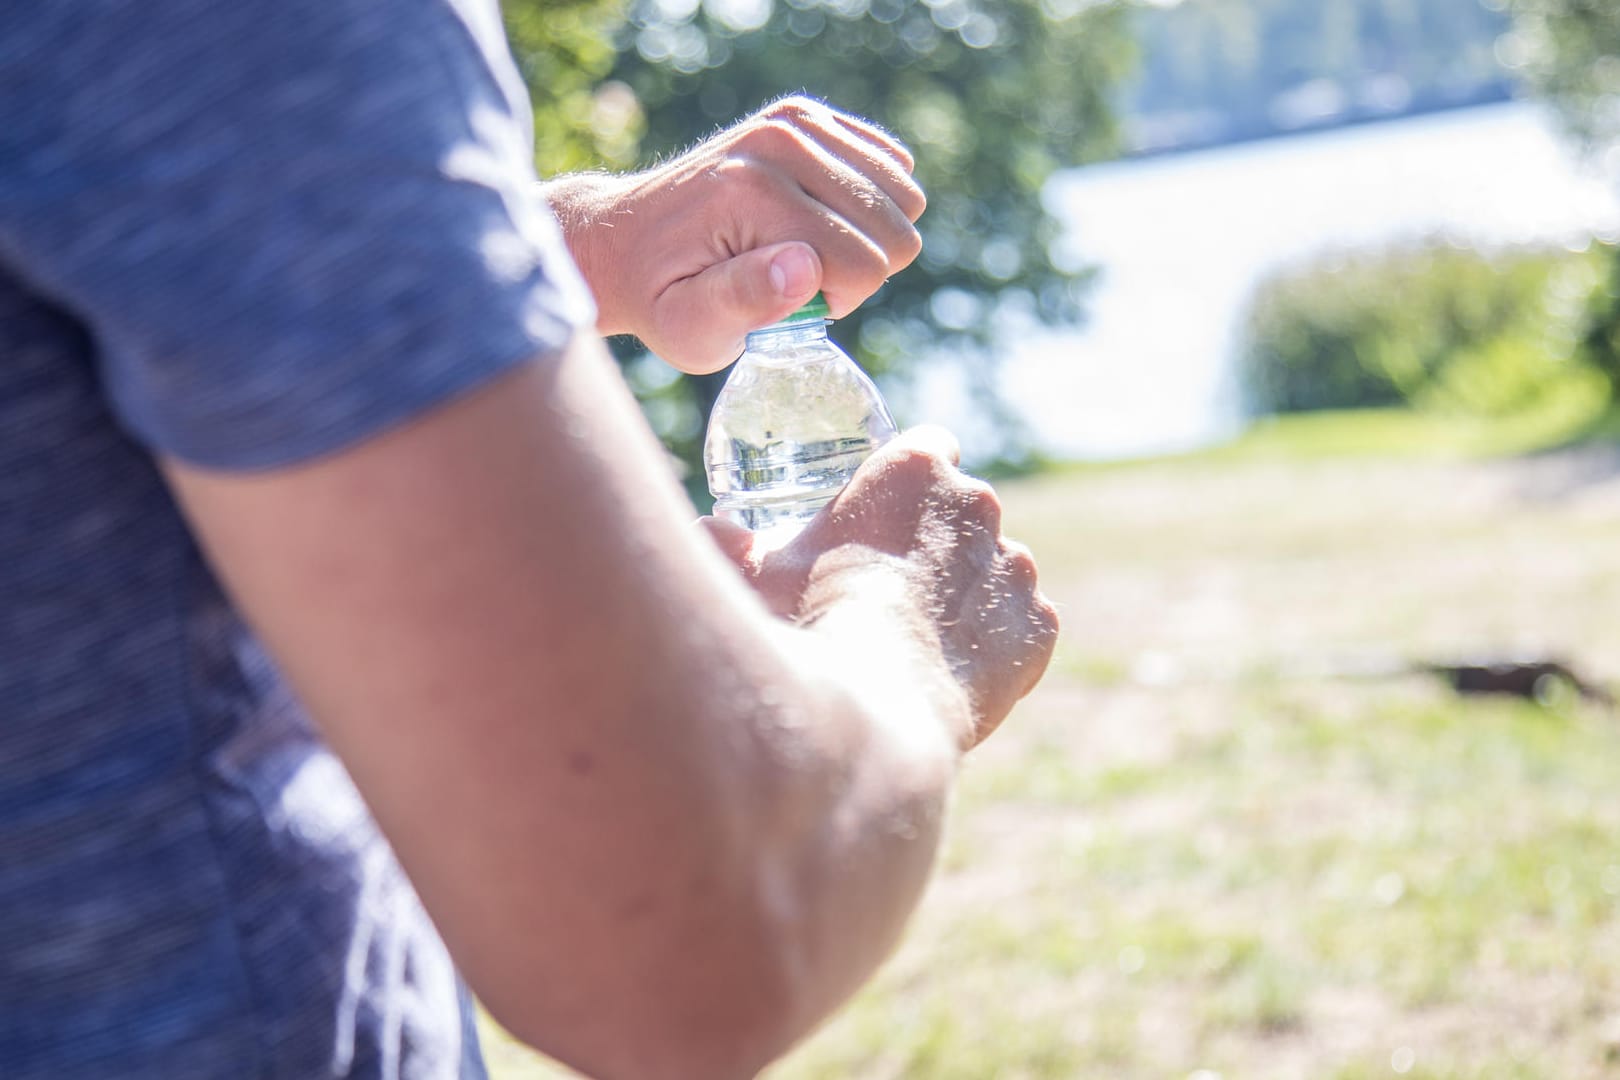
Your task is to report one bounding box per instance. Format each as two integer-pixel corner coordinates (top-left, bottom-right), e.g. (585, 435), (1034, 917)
(1239, 239), (1613, 417)
(1578, 241), (1620, 392)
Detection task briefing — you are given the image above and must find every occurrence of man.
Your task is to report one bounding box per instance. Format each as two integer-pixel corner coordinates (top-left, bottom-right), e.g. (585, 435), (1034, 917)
(0, 1), (1058, 1078)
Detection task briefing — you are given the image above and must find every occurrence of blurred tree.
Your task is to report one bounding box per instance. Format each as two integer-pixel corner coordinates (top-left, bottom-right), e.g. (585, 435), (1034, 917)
(1507, 0), (1620, 150)
(503, 0), (641, 172)
(1578, 243), (1620, 396)
(609, 0), (1134, 473)
(1240, 240), (1609, 416)
(501, 0), (1133, 480)
(1506, 0), (1620, 393)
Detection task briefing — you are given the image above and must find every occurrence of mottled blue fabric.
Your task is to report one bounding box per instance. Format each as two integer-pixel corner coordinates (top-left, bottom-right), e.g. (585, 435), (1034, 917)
(0, 1), (594, 1077)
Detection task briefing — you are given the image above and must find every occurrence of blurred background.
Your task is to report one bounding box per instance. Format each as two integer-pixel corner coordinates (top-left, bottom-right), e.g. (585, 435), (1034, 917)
(486, 1), (1620, 1076)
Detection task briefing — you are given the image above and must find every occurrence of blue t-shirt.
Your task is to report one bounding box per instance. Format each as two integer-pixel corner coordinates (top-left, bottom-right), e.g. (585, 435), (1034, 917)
(0, 2), (595, 1076)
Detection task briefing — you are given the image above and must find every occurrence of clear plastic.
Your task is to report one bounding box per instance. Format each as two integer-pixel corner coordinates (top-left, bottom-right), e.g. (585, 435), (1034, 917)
(704, 311), (898, 546)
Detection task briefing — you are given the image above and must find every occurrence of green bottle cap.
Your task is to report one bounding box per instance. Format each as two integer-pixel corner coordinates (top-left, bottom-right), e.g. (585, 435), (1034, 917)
(779, 292), (830, 323)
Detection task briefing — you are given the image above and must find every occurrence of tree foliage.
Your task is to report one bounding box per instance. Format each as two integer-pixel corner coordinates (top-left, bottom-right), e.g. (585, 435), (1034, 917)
(1238, 2), (1620, 422)
(1241, 240), (1609, 416)
(1507, 0), (1620, 152)
(503, 0), (640, 172)
(1505, 0), (1620, 397)
(609, 0), (1132, 448)
(502, 0), (1133, 475)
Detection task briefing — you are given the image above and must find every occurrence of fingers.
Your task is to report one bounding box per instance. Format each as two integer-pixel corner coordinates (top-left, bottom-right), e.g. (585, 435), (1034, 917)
(654, 241), (823, 374)
(732, 419), (1056, 744)
(833, 426), (1056, 743)
(997, 538), (1060, 689)
(807, 425), (971, 557)
(951, 537), (1058, 749)
(713, 136), (912, 316)
(752, 98), (926, 222)
(828, 110), (916, 175)
(721, 98), (924, 318)
(609, 95), (925, 372)
(699, 515), (808, 621)
(841, 425), (967, 524)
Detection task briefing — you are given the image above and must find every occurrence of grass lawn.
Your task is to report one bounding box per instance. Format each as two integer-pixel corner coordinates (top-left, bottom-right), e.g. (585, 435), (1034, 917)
(482, 411), (1620, 1079)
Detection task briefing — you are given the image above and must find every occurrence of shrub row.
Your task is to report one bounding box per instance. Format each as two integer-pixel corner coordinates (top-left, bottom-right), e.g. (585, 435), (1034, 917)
(1239, 238), (1618, 417)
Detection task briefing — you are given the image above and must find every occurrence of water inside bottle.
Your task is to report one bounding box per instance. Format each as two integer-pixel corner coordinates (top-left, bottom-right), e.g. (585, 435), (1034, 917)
(705, 345), (897, 543)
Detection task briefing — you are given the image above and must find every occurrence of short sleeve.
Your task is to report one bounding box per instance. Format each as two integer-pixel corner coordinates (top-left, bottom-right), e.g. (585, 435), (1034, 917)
(0, 0), (597, 470)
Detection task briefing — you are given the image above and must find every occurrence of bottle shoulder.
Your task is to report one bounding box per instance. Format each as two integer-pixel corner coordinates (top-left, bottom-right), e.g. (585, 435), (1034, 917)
(743, 318), (837, 357)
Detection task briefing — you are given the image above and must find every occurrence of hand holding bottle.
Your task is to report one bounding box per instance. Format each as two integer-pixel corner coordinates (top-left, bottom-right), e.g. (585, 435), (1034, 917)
(541, 96), (925, 374)
(704, 294), (897, 546)
(703, 426), (1059, 749)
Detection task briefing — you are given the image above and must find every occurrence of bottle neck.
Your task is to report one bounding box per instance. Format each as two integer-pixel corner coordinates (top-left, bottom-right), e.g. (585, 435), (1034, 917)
(743, 317), (830, 355)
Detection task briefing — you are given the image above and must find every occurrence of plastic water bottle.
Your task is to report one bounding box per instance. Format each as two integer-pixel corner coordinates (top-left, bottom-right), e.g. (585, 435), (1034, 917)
(704, 294), (898, 547)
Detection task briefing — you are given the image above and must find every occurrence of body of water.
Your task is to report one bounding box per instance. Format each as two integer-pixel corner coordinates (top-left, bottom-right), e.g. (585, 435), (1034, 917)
(914, 101), (1620, 463)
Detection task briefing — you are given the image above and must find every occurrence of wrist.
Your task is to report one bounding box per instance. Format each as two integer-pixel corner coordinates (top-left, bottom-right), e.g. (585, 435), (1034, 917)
(536, 173), (637, 336)
(794, 552), (974, 755)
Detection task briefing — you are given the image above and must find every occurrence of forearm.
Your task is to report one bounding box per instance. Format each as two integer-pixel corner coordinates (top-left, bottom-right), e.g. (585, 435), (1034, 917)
(431, 346), (971, 1075)
(453, 530), (967, 1078)
(759, 568), (968, 1036)
(471, 599), (962, 1080)
(165, 332), (969, 1079)
(463, 367), (971, 1073)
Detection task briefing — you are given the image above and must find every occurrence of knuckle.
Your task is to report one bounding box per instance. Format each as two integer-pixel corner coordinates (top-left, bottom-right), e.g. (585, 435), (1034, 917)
(890, 444), (949, 482)
(736, 118), (808, 160)
(956, 479), (1002, 532)
(848, 173), (887, 212)
(1000, 540), (1039, 585)
(712, 155), (779, 196)
(761, 94), (820, 124)
(875, 444), (953, 496)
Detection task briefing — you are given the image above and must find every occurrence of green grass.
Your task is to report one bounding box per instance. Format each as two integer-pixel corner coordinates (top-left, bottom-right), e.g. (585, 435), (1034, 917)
(1217, 382), (1616, 463)
(1029, 395), (1620, 478)
(483, 410), (1620, 1079)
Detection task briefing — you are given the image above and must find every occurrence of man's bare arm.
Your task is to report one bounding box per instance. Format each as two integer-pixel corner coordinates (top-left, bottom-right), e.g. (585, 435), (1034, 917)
(161, 331), (1054, 1079)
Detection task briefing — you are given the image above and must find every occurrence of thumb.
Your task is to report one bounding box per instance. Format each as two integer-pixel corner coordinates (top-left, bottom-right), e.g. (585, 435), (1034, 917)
(651, 242), (822, 375)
